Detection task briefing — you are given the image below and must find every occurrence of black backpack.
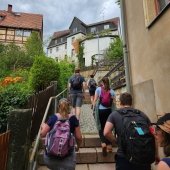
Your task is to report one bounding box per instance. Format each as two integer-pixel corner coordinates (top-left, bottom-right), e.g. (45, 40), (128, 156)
(71, 75), (82, 90)
(118, 109), (155, 165)
(89, 79), (96, 88)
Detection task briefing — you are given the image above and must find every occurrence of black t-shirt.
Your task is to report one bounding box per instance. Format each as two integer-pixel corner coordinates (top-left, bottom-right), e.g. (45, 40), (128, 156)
(47, 114), (79, 134)
(107, 107), (151, 156)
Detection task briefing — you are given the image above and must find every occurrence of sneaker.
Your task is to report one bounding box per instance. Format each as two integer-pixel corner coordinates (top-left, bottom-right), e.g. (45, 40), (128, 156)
(101, 143), (107, 157)
(107, 145), (113, 153)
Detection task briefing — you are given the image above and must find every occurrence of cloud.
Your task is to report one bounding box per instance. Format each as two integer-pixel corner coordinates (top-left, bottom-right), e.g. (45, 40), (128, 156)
(1, 0), (120, 41)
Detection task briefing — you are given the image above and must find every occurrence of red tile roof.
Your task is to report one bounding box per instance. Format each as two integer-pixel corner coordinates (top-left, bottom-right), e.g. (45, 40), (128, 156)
(52, 30), (70, 39)
(0, 10), (43, 30)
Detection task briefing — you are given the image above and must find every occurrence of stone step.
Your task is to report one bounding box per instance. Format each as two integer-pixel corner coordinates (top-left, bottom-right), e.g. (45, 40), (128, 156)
(38, 163), (116, 170)
(38, 147), (117, 165)
(40, 134), (117, 149)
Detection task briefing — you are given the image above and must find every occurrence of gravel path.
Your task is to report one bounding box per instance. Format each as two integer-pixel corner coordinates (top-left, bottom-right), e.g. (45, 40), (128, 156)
(79, 104), (98, 134)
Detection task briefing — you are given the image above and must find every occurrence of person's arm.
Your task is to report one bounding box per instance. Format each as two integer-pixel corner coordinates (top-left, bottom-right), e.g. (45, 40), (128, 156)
(74, 126), (82, 151)
(40, 122), (50, 138)
(93, 89), (99, 107)
(104, 121), (116, 144)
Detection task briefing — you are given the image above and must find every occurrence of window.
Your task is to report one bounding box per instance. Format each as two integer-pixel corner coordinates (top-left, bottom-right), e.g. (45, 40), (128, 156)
(73, 27), (77, 33)
(91, 27), (96, 33)
(143, 0), (170, 26)
(157, 0), (169, 11)
(23, 30), (31, 37)
(104, 25), (110, 29)
(56, 47), (59, 52)
(71, 49), (75, 57)
(15, 29), (23, 36)
(50, 48), (52, 53)
(61, 37), (63, 42)
(71, 37), (75, 43)
(55, 39), (58, 44)
(65, 44), (67, 49)
(81, 42), (84, 47)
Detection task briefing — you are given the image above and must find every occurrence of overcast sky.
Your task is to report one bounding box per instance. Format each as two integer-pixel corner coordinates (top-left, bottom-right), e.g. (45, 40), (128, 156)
(1, 0), (120, 42)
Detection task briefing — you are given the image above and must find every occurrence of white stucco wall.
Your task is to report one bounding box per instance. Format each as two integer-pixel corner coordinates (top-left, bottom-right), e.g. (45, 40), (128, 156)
(83, 36), (115, 66)
(47, 43), (67, 60)
(67, 33), (85, 63)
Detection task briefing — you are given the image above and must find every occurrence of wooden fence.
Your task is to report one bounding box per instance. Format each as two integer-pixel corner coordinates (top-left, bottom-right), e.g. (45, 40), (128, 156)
(0, 131), (10, 170)
(27, 84), (56, 142)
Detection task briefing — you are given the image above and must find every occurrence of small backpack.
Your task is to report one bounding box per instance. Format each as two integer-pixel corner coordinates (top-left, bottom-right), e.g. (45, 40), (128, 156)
(89, 79), (96, 88)
(71, 75), (82, 90)
(99, 87), (113, 107)
(45, 117), (74, 158)
(118, 109), (156, 165)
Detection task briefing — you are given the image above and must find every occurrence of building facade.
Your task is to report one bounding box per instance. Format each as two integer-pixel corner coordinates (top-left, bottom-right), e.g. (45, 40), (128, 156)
(47, 17), (119, 66)
(122, 0), (170, 121)
(0, 4), (43, 46)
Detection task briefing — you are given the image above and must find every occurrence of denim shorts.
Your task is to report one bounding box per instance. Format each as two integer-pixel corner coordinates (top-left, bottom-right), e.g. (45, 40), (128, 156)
(69, 93), (83, 107)
(44, 150), (76, 170)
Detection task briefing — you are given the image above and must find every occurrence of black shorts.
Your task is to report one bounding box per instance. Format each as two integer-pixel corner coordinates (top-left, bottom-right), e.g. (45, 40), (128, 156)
(89, 87), (96, 96)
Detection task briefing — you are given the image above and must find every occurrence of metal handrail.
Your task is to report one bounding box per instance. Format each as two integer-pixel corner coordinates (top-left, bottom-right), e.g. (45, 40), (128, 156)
(28, 88), (67, 170)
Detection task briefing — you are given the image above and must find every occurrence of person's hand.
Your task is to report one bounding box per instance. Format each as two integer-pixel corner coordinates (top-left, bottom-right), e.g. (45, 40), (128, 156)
(75, 145), (79, 152)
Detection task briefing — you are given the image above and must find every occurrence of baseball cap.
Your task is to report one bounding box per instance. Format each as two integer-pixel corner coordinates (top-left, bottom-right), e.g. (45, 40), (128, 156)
(156, 113), (170, 134)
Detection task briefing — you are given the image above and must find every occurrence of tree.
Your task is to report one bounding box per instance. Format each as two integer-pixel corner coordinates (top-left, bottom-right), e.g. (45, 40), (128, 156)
(0, 43), (28, 72)
(77, 45), (85, 68)
(116, 0), (120, 5)
(29, 55), (60, 92)
(25, 31), (44, 62)
(105, 37), (123, 61)
(57, 60), (75, 92)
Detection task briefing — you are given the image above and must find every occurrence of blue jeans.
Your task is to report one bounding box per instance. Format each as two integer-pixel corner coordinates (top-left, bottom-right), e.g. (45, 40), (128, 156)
(115, 154), (151, 170)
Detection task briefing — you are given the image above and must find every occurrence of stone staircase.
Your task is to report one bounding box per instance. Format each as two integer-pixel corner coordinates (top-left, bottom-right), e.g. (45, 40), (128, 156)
(37, 134), (117, 170)
(37, 92), (117, 170)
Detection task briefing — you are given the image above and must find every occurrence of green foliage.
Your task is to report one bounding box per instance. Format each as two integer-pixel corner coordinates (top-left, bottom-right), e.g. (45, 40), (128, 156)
(77, 45), (85, 68)
(25, 31), (44, 64)
(57, 60), (75, 92)
(0, 82), (32, 133)
(0, 43), (29, 71)
(29, 55), (60, 92)
(105, 37), (123, 61)
(116, 0), (120, 5)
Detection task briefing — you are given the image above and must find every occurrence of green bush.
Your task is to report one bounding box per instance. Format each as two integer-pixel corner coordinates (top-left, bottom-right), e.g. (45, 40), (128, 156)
(0, 82), (32, 133)
(57, 60), (75, 92)
(29, 55), (60, 92)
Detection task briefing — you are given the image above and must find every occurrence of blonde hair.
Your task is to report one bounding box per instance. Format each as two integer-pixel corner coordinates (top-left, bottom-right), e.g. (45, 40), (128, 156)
(58, 98), (69, 118)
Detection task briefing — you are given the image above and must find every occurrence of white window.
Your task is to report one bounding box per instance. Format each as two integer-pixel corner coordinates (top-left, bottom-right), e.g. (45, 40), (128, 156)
(104, 25), (110, 29)
(55, 39), (58, 44)
(15, 29), (23, 36)
(91, 27), (96, 33)
(81, 42), (84, 47)
(71, 49), (75, 57)
(23, 30), (31, 37)
(71, 37), (75, 43)
(61, 37), (63, 42)
(73, 27), (77, 33)
(56, 47), (59, 52)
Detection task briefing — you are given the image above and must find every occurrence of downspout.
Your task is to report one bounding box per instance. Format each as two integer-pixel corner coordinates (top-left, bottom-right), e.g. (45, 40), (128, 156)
(120, 0), (131, 93)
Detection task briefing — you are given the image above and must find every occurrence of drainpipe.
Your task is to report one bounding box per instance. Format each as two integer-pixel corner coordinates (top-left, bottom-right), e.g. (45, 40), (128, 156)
(120, 0), (131, 93)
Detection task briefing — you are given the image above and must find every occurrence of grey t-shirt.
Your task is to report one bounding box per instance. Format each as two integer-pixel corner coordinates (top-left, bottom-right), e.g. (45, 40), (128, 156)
(107, 107), (151, 156)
